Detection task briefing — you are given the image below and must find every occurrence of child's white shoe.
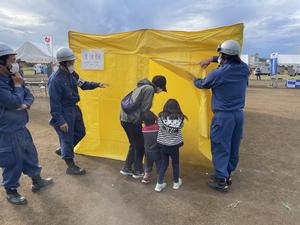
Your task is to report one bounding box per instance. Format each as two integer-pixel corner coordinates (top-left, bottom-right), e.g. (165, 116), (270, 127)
(173, 178), (182, 190)
(155, 183), (167, 192)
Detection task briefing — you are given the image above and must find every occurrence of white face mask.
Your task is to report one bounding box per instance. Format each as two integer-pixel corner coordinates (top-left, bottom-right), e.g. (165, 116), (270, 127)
(217, 55), (222, 65)
(67, 65), (75, 74)
(10, 63), (19, 74)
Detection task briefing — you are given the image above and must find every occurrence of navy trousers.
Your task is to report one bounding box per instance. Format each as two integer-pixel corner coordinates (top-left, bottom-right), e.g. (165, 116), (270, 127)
(210, 111), (244, 179)
(0, 128), (41, 189)
(53, 106), (86, 159)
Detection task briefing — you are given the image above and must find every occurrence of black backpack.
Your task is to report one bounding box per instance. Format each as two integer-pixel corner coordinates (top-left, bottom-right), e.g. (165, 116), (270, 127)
(121, 88), (142, 114)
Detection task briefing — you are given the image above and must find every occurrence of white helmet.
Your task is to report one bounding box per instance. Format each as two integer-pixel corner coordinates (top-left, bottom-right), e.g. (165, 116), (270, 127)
(0, 43), (16, 57)
(56, 47), (76, 62)
(217, 40), (241, 56)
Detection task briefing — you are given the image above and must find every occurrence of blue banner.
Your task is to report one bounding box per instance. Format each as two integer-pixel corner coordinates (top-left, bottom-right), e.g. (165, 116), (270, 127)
(270, 53), (278, 76)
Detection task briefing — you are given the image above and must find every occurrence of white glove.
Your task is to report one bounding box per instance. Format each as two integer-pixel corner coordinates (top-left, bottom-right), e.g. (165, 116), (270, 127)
(10, 63), (20, 74)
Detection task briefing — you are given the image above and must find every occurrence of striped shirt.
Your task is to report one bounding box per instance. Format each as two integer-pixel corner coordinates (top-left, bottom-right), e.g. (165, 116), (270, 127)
(157, 116), (184, 147)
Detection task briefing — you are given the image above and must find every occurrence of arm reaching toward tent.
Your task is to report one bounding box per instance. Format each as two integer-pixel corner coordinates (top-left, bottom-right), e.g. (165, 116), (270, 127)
(199, 56), (218, 69)
(193, 69), (220, 89)
(73, 72), (109, 90)
(193, 56), (219, 88)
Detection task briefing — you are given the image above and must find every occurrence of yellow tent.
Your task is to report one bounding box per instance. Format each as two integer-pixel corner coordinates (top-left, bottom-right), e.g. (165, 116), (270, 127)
(69, 23), (244, 166)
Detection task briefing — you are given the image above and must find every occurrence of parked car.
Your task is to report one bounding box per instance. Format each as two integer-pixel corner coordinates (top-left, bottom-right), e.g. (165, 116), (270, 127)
(260, 66), (270, 75)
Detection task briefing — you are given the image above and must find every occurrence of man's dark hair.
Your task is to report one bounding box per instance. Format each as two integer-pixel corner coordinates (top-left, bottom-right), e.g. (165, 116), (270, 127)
(59, 61), (68, 67)
(221, 53), (241, 64)
(0, 55), (9, 66)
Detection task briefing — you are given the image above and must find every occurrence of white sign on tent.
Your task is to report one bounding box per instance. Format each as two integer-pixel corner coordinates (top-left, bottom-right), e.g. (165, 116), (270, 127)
(81, 49), (104, 70)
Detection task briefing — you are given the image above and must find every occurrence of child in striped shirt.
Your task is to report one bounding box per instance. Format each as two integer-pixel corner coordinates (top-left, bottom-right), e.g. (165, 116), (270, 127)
(155, 99), (186, 192)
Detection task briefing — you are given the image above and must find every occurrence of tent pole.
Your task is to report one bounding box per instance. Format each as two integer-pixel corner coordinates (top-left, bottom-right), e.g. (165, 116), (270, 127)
(51, 35), (54, 63)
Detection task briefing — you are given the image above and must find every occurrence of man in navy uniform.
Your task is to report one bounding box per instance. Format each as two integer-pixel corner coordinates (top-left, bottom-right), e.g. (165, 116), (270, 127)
(0, 43), (53, 205)
(48, 47), (109, 175)
(193, 40), (248, 192)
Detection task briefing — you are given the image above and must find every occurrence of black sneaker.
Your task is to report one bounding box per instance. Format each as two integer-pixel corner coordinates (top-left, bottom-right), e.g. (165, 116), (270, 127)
(55, 148), (62, 156)
(31, 176), (54, 192)
(208, 178), (229, 192)
(120, 168), (133, 176)
(132, 171), (144, 179)
(6, 189), (27, 205)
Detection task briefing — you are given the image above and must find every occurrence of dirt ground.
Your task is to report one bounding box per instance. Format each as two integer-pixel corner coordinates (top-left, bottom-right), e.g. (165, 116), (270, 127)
(0, 80), (299, 225)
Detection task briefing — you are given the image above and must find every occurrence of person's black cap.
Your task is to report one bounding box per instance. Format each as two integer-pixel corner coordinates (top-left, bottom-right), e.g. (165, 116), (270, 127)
(152, 75), (167, 92)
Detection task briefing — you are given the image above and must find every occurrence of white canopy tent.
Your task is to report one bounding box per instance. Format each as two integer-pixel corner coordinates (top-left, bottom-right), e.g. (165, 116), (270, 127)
(16, 42), (53, 63)
(240, 54), (249, 65)
(278, 54), (300, 65)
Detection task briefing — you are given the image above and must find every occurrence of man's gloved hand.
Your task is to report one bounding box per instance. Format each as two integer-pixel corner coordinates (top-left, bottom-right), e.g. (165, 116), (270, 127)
(199, 57), (214, 69)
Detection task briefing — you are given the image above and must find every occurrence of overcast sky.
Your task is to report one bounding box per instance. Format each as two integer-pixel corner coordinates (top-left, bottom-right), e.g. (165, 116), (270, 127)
(1, 0), (300, 57)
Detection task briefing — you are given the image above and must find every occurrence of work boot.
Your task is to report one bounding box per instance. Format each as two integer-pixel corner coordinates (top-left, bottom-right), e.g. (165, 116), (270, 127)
(65, 158), (86, 175)
(208, 177), (229, 193)
(227, 175), (232, 186)
(55, 148), (61, 156)
(210, 174), (232, 186)
(31, 175), (54, 192)
(5, 188), (27, 205)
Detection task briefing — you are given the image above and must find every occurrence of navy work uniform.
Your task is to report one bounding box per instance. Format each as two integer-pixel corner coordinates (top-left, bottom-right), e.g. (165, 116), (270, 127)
(48, 67), (100, 160)
(194, 61), (248, 180)
(0, 68), (41, 189)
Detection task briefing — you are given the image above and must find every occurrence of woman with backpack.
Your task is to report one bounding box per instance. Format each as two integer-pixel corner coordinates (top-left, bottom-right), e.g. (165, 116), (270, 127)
(120, 76), (167, 179)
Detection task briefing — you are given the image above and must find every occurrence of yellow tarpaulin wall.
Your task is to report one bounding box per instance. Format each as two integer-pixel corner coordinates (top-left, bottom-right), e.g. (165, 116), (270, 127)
(69, 23), (244, 166)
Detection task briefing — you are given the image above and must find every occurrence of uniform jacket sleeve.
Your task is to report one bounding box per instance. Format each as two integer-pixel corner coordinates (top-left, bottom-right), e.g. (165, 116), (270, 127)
(73, 72), (99, 90)
(194, 68), (221, 89)
(48, 78), (66, 126)
(0, 79), (24, 109)
(23, 87), (35, 106)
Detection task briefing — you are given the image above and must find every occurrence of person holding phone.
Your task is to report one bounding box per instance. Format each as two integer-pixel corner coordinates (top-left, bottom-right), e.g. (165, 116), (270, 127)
(0, 43), (53, 205)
